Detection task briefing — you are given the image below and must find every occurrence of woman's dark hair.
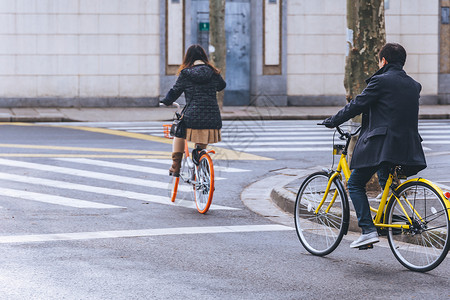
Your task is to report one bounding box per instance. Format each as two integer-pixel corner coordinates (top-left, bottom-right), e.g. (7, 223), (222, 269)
(177, 44), (220, 75)
(378, 43), (407, 66)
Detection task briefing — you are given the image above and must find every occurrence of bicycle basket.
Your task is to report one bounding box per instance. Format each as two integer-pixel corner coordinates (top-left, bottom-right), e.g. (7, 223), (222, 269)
(163, 124), (173, 139)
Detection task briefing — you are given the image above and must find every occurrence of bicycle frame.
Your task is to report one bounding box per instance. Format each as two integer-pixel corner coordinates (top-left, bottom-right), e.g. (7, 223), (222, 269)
(179, 141), (215, 185)
(315, 128), (450, 230)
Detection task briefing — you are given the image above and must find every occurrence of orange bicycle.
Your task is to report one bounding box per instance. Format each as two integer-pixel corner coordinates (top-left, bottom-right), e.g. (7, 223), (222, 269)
(163, 105), (215, 214)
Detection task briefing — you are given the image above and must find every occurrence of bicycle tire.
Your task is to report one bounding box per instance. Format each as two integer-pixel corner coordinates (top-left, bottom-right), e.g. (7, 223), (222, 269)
(194, 153), (214, 214)
(294, 171), (349, 256)
(386, 180), (450, 272)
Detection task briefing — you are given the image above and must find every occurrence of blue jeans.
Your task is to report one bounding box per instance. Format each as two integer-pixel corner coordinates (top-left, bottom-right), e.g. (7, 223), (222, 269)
(347, 164), (390, 234)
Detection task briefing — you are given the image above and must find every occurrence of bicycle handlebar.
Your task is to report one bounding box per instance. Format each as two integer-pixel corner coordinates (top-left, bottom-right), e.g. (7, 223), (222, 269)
(317, 123), (361, 140)
(159, 101), (181, 109)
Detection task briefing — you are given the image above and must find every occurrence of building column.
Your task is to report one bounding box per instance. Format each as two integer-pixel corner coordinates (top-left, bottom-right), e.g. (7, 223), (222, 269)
(440, 0), (450, 103)
(250, 0), (287, 106)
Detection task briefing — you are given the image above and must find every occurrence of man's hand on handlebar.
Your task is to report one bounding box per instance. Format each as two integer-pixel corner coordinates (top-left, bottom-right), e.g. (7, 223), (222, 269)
(321, 117), (336, 129)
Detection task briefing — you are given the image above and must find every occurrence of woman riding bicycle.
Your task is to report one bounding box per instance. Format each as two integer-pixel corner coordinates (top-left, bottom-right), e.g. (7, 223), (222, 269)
(161, 44), (226, 177)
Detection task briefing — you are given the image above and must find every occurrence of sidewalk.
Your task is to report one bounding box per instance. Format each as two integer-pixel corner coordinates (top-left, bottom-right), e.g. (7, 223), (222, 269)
(1, 105), (450, 122)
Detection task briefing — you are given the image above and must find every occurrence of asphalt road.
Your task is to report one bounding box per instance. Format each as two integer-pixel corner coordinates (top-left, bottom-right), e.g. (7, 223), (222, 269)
(0, 120), (448, 299)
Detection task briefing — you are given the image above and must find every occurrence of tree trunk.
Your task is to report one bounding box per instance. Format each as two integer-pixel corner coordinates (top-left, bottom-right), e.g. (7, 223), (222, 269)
(209, 0), (226, 110)
(345, 0), (385, 102)
(345, 0), (385, 194)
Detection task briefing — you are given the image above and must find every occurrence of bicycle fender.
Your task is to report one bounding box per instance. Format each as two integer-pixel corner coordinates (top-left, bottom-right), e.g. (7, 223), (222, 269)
(392, 178), (450, 221)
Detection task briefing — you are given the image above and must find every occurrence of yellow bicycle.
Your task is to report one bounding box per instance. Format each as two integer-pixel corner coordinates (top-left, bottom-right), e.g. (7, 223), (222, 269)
(294, 125), (450, 272)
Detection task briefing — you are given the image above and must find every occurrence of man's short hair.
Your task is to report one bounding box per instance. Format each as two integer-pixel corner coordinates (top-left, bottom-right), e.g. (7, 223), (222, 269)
(379, 43), (407, 66)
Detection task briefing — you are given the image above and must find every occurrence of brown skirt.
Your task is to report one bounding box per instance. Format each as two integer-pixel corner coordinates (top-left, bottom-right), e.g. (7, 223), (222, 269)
(185, 129), (221, 144)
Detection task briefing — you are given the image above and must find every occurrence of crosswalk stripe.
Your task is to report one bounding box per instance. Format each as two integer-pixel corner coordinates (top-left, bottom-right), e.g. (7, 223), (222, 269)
(419, 130), (450, 134)
(56, 158), (227, 180)
(217, 138), (449, 147)
(0, 187), (123, 208)
(0, 172), (238, 211)
(56, 158), (168, 175)
(422, 140), (450, 144)
(231, 146), (433, 152)
(139, 159), (251, 173)
(220, 134), (450, 142)
(219, 141), (333, 146)
(149, 131), (450, 140)
(0, 224), (293, 244)
(231, 147), (330, 152)
(219, 136), (333, 142)
(418, 125), (450, 129)
(0, 158), (191, 193)
(222, 131), (332, 137)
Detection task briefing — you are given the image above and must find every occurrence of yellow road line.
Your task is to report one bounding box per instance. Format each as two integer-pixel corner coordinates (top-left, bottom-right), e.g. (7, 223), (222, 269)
(0, 122), (34, 126)
(0, 154), (170, 159)
(52, 125), (273, 161)
(0, 123), (273, 161)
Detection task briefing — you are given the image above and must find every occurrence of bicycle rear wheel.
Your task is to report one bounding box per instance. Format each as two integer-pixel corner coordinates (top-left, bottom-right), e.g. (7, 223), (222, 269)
(194, 153), (214, 214)
(386, 181), (450, 272)
(294, 172), (348, 256)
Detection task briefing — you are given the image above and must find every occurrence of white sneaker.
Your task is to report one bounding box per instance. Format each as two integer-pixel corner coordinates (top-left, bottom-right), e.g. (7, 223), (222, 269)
(350, 231), (379, 248)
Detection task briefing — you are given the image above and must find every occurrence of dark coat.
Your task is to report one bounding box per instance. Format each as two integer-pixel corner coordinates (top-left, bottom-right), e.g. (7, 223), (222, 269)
(162, 64), (226, 129)
(328, 62), (426, 176)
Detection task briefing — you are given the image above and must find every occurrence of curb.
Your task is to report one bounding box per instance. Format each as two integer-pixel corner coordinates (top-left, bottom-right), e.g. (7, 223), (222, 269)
(0, 109), (449, 123)
(270, 179), (361, 233)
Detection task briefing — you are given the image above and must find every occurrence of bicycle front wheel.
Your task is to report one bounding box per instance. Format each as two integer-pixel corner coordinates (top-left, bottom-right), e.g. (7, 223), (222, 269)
(169, 154), (190, 202)
(169, 176), (179, 202)
(194, 153), (214, 214)
(294, 171), (348, 256)
(386, 181), (450, 272)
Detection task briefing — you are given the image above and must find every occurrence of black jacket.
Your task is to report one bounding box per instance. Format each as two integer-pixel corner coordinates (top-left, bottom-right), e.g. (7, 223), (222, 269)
(328, 62), (426, 176)
(162, 64), (226, 129)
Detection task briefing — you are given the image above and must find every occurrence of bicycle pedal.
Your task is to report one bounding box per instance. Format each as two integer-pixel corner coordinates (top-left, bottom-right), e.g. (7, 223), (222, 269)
(358, 243), (374, 250)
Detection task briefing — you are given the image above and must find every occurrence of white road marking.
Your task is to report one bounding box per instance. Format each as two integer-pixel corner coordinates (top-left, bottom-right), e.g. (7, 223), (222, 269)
(419, 130), (450, 134)
(0, 172), (239, 211)
(56, 158), (168, 175)
(219, 139), (445, 147)
(56, 158), (227, 180)
(222, 131), (333, 137)
(0, 158), (191, 192)
(220, 136), (333, 142)
(231, 147), (330, 152)
(0, 224), (294, 244)
(435, 182), (450, 191)
(140, 159), (251, 173)
(220, 141), (332, 146)
(422, 140), (450, 144)
(234, 146), (433, 152)
(0, 187), (123, 209)
(219, 134), (450, 142)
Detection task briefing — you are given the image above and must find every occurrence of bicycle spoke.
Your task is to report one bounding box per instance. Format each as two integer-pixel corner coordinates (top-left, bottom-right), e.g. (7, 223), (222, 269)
(387, 181), (450, 272)
(295, 172), (346, 256)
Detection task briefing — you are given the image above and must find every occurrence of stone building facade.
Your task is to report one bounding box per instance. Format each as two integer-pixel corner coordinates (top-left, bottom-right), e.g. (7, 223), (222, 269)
(0, 0), (448, 107)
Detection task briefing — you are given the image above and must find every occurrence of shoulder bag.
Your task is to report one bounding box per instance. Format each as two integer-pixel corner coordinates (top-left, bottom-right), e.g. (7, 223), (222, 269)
(169, 101), (190, 138)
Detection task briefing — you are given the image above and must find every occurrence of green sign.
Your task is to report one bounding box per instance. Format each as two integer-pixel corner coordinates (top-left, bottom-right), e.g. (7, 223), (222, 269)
(199, 22), (209, 31)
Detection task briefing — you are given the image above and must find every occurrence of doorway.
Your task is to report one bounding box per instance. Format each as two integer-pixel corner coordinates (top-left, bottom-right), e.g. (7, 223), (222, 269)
(190, 0), (251, 106)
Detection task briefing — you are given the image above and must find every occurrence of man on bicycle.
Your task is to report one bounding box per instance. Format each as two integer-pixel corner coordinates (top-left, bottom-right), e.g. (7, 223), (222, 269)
(322, 43), (427, 248)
